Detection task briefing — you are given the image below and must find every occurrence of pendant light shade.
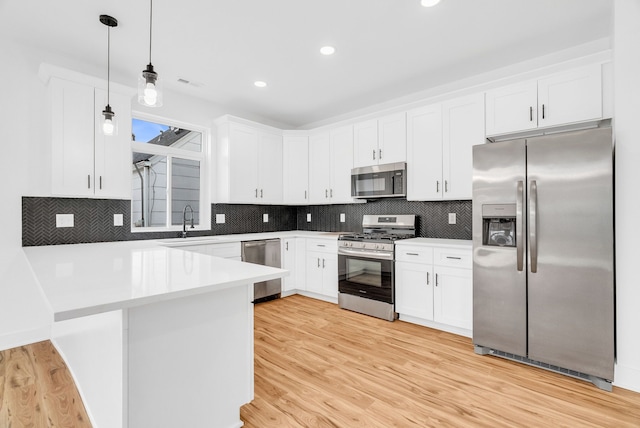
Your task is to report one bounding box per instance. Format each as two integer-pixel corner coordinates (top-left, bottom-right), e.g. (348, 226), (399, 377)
(138, 0), (163, 107)
(100, 14), (118, 136)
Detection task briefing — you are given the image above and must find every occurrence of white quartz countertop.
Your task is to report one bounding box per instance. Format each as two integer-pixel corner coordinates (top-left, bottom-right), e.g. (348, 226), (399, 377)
(23, 240), (288, 322)
(158, 230), (342, 247)
(396, 238), (472, 248)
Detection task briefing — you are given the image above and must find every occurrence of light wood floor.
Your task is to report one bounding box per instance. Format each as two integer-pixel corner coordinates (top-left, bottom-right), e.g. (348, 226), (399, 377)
(241, 294), (640, 427)
(0, 340), (90, 428)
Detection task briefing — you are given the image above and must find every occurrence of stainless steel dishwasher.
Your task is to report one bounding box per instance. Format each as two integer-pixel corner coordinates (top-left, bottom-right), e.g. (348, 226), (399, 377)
(241, 239), (281, 303)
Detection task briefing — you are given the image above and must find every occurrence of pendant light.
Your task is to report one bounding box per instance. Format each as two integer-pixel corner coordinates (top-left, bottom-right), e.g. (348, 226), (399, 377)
(100, 14), (118, 136)
(138, 0), (163, 107)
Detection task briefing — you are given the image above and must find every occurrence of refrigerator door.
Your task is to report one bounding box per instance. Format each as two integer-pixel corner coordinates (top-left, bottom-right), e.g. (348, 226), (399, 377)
(526, 127), (614, 380)
(472, 139), (527, 356)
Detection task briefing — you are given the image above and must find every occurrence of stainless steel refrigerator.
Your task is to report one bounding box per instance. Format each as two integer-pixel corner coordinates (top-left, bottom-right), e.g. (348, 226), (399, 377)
(472, 126), (614, 391)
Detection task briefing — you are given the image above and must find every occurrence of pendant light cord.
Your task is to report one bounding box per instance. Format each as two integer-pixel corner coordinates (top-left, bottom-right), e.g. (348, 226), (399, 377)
(107, 25), (111, 106)
(149, 0), (153, 63)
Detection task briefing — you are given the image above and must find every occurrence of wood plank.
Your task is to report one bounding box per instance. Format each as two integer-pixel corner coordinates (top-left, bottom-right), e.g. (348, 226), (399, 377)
(242, 295), (640, 427)
(0, 341), (91, 428)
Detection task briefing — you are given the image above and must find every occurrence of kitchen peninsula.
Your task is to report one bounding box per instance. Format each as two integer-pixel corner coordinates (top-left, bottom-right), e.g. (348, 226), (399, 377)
(23, 240), (288, 428)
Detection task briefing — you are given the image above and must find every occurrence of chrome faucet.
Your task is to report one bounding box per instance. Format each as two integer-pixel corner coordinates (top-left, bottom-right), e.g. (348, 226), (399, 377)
(182, 204), (195, 238)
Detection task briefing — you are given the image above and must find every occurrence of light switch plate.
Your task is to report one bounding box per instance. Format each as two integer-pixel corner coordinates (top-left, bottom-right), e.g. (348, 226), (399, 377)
(216, 214), (226, 224)
(340, 213), (346, 223)
(306, 213), (311, 222)
(448, 213), (456, 224)
(56, 214), (74, 228)
(113, 213), (124, 227)
(263, 213), (269, 223)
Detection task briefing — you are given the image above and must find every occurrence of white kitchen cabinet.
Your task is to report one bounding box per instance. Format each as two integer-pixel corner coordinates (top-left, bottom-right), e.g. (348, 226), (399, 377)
(406, 103), (442, 201)
(485, 64), (603, 136)
(406, 93), (484, 201)
(305, 239), (338, 299)
(395, 240), (472, 336)
(283, 134), (309, 205)
(215, 117), (283, 204)
(441, 93), (485, 200)
(353, 113), (406, 168)
(50, 77), (131, 198)
(308, 126), (355, 204)
(282, 237), (307, 294)
(433, 266), (472, 331)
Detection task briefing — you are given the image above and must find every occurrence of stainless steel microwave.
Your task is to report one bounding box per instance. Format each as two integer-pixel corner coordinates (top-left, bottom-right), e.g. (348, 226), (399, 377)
(351, 162), (406, 199)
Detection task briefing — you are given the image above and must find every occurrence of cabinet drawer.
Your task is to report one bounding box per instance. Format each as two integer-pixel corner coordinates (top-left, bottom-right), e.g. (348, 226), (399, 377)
(306, 239), (337, 253)
(395, 245), (433, 264)
(433, 247), (472, 269)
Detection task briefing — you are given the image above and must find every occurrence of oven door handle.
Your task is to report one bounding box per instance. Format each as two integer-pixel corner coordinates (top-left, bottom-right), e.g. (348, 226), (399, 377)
(338, 247), (394, 261)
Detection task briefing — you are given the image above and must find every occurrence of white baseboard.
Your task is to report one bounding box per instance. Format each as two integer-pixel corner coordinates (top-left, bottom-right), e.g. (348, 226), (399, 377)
(614, 363), (640, 393)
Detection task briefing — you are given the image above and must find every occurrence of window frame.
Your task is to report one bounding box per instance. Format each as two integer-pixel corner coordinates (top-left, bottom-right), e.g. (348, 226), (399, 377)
(130, 112), (211, 233)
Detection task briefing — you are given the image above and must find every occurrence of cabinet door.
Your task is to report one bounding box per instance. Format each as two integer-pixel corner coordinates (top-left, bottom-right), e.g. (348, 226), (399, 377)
(51, 78), (95, 197)
(321, 253), (338, 298)
(228, 123), (259, 203)
(305, 251), (324, 294)
(378, 112), (406, 164)
(282, 238), (297, 292)
(308, 132), (331, 204)
(537, 64), (602, 128)
(283, 135), (309, 204)
(485, 80), (538, 136)
(295, 238), (307, 291)
(257, 131), (283, 203)
(395, 261), (434, 320)
(442, 93), (485, 200)
(433, 266), (472, 330)
(353, 119), (378, 168)
(329, 125), (354, 203)
(406, 104), (442, 201)
(94, 88), (132, 199)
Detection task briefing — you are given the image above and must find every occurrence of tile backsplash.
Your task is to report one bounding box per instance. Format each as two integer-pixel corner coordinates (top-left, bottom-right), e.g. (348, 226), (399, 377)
(22, 197), (471, 246)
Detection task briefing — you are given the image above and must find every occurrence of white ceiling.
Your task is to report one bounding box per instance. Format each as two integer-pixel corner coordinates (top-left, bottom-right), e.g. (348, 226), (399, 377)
(0, 0), (612, 128)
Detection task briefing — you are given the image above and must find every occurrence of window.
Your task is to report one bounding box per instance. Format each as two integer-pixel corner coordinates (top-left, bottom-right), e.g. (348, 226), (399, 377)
(131, 117), (208, 231)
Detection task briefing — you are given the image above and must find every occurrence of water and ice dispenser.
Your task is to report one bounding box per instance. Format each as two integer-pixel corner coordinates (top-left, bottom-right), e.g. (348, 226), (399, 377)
(482, 204), (516, 247)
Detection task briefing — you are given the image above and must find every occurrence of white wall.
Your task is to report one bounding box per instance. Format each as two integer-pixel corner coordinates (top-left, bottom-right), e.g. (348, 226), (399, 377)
(613, 0), (640, 392)
(0, 39), (52, 349)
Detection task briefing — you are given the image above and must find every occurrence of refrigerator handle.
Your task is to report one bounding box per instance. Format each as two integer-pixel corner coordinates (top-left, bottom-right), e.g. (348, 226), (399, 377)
(516, 180), (524, 272)
(529, 180), (538, 273)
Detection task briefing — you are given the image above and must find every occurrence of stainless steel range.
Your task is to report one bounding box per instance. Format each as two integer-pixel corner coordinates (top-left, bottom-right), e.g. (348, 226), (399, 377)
(338, 215), (416, 321)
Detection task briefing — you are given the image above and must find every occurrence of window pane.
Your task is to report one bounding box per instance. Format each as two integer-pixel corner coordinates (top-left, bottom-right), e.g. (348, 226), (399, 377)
(132, 118), (202, 152)
(132, 152), (167, 228)
(171, 158), (200, 226)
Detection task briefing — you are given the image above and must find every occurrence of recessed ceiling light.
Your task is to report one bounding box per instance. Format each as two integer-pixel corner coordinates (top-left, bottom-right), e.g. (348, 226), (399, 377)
(421, 0), (441, 7)
(320, 46), (336, 56)
(254, 81), (267, 88)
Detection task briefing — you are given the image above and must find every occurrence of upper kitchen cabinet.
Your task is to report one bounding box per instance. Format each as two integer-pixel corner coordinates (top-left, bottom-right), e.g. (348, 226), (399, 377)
(215, 116), (283, 204)
(407, 93), (484, 201)
(308, 125), (355, 204)
(485, 64), (603, 137)
(353, 113), (406, 168)
(49, 77), (132, 199)
(283, 132), (309, 205)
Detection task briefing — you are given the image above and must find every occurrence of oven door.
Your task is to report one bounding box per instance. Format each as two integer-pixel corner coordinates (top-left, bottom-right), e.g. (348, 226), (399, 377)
(338, 251), (394, 303)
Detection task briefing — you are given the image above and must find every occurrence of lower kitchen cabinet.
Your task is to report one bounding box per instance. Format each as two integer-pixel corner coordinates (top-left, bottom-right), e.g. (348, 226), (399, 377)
(395, 261), (434, 320)
(395, 240), (472, 336)
(433, 265), (472, 331)
(282, 237), (307, 294)
(305, 239), (338, 300)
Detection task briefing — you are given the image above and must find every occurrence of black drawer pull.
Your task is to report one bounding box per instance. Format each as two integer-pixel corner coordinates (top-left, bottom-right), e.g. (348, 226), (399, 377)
(446, 256), (462, 260)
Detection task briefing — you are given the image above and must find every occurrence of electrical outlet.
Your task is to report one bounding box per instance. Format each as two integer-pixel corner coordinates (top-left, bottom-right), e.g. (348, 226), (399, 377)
(56, 214), (74, 228)
(263, 213), (269, 223)
(307, 213), (311, 222)
(215, 214), (226, 224)
(448, 213), (457, 225)
(340, 213), (346, 223)
(113, 214), (124, 227)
